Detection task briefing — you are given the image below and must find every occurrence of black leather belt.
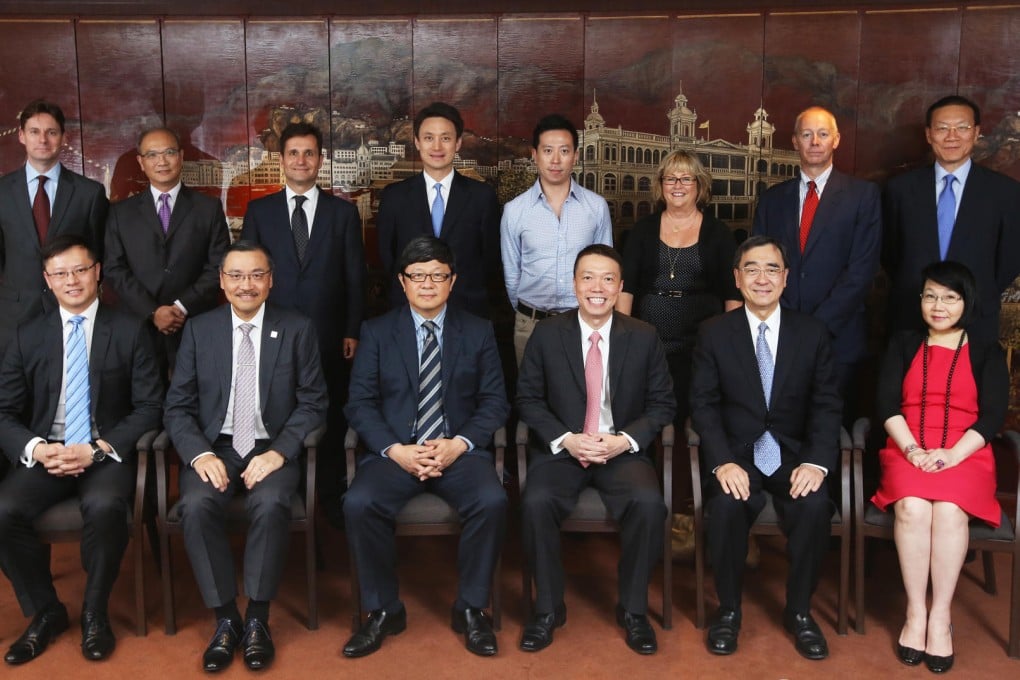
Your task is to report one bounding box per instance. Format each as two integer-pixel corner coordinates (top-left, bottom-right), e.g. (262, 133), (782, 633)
(516, 301), (560, 320)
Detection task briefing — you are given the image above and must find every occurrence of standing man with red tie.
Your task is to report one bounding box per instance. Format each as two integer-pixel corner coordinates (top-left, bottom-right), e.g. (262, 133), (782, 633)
(0, 100), (109, 360)
(752, 106), (880, 416)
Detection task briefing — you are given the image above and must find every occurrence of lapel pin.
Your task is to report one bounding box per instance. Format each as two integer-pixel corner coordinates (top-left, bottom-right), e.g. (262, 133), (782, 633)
(270, 330), (278, 339)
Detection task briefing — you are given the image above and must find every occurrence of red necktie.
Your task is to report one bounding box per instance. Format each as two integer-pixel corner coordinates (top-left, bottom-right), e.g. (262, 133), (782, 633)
(799, 180), (818, 253)
(33, 176), (50, 244)
(581, 331), (603, 468)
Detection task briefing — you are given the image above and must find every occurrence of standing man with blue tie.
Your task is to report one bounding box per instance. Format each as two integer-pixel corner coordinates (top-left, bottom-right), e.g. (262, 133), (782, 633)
(690, 235), (842, 661)
(883, 95), (1020, 346)
(0, 235), (162, 665)
(376, 103), (501, 318)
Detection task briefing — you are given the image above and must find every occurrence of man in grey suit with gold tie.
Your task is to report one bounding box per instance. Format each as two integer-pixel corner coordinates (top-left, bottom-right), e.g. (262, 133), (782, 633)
(164, 241), (327, 672)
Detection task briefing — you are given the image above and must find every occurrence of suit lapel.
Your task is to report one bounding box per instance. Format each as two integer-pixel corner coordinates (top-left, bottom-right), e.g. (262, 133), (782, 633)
(165, 186), (194, 242)
(45, 311), (64, 418)
(304, 188), (330, 270)
(133, 190), (165, 240)
(89, 306), (112, 408)
(270, 190), (302, 269)
(780, 179), (802, 261)
(803, 171), (846, 258)
(216, 306), (233, 406)
(441, 172), (468, 239)
(771, 311), (798, 404)
(914, 167), (942, 262)
(560, 315), (586, 397)
(607, 313), (629, 404)
(49, 167), (78, 236)
(7, 168), (38, 247)
(395, 308), (420, 394)
(440, 308), (462, 393)
(259, 305), (283, 404)
(415, 173), (437, 236)
(727, 312), (767, 408)
(949, 164), (983, 259)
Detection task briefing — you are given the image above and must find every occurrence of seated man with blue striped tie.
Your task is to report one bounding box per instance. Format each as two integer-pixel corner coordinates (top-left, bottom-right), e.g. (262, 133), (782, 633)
(343, 236), (509, 658)
(0, 234), (163, 665)
(690, 235), (842, 661)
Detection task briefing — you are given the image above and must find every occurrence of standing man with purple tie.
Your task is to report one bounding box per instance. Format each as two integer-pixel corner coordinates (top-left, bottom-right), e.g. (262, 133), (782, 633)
(376, 102), (502, 318)
(883, 95), (1020, 346)
(104, 127), (230, 377)
(516, 244), (674, 655)
(0, 100), (108, 359)
(752, 106), (881, 415)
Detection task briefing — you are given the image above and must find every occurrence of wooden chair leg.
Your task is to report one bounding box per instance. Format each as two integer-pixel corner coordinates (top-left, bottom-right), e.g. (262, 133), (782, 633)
(838, 528), (849, 635)
(662, 517), (673, 630)
(134, 523), (147, 636)
(982, 550), (998, 595)
(492, 554), (502, 631)
(160, 528), (176, 635)
(306, 524), (318, 630)
(1009, 551), (1020, 658)
(349, 554), (361, 633)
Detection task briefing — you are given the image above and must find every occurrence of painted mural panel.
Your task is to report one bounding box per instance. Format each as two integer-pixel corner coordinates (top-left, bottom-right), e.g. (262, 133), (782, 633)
(856, 8), (962, 182)
(76, 19), (164, 200)
(234, 19), (330, 217)
(762, 10), (862, 172)
(162, 19), (247, 217)
(0, 20), (81, 176)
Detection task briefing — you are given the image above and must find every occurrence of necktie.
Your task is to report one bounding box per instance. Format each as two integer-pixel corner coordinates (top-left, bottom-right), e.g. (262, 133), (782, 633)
(431, 182), (444, 238)
(64, 315), (92, 445)
(415, 320), (445, 444)
(753, 322), (781, 476)
(581, 331), (603, 468)
(233, 323), (257, 458)
(292, 195), (309, 263)
(33, 175), (50, 244)
(799, 180), (818, 253)
(158, 192), (172, 234)
(937, 174), (957, 260)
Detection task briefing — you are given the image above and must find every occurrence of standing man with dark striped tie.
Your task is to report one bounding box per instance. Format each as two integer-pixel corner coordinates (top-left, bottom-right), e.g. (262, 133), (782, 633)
(343, 236), (509, 658)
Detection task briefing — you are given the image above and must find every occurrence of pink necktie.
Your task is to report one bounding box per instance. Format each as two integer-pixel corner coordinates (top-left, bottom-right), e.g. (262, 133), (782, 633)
(582, 331), (603, 467)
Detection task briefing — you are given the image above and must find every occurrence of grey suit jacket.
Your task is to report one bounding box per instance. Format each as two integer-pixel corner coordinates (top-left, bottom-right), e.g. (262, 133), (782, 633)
(164, 303), (328, 463)
(0, 164), (108, 351)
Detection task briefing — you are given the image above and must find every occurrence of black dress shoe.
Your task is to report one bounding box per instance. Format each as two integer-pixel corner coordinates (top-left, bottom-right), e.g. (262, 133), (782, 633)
(519, 604), (566, 652)
(451, 607), (497, 656)
(242, 618), (275, 670)
(4, 603), (70, 665)
(615, 605), (657, 655)
(706, 607), (741, 655)
(203, 617), (241, 673)
(783, 611), (828, 660)
(924, 651), (954, 673)
(81, 609), (116, 661)
(342, 607), (407, 658)
(897, 643), (925, 666)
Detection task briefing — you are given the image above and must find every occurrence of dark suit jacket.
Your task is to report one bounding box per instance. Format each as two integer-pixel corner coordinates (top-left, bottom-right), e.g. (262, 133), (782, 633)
(344, 304), (508, 455)
(0, 165), (109, 351)
(690, 307), (842, 473)
(376, 172), (501, 317)
(882, 162), (1020, 343)
(0, 304), (163, 464)
(752, 169), (881, 363)
(104, 185), (229, 321)
(164, 303), (328, 463)
(241, 188), (365, 352)
(516, 311), (675, 468)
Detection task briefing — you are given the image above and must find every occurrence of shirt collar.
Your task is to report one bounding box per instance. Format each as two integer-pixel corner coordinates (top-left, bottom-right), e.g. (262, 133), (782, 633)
(410, 305), (448, 332)
(59, 297), (100, 326)
(26, 162), (61, 184)
(149, 182), (182, 203)
(577, 311), (613, 342)
(424, 169), (455, 193)
(532, 177), (579, 205)
(230, 303), (266, 331)
(744, 304), (781, 336)
(285, 184), (319, 205)
(801, 164), (834, 192)
(935, 158), (972, 185)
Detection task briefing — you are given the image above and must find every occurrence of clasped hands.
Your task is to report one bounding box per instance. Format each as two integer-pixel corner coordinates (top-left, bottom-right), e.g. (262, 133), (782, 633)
(562, 432), (631, 466)
(714, 462), (824, 501)
(194, 449), (286, 492)
(389, 438), (467, 481)
(33, 441), (107, 477)
(905, 446), (957, 473)
(153, 305), (186, 335)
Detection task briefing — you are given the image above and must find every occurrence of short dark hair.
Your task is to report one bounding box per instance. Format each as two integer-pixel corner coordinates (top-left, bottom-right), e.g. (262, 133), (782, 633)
(573, 243), (622, 276)
(136, 127), (181, 153)
(20, 99), (66, 133)
(926, 95), (981, 127)
(280, 122), (323, 154)
(221, 240), (274, 271)
(733, 234), (789, 269)
(413, 102), (464, 139)
(920, 260), (978, 329)
(40, 234), (95, 266)
(396, 236), (456, 274)
(532, 113), (579, 151)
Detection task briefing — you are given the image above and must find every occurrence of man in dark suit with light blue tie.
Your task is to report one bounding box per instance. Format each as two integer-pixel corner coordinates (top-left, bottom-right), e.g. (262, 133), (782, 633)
(0, 235), (162, 665)
(752, 106), (880, 412)
(691, 235), (842, 661)
(164, 241), (327, 672)
(883, 94), (1020, 346)
(342, 236), (508, 658)
(376, 102), (501, 318)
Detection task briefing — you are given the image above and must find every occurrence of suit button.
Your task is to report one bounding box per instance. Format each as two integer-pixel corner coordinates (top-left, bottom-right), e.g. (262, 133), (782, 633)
(164, 268), (171, 273)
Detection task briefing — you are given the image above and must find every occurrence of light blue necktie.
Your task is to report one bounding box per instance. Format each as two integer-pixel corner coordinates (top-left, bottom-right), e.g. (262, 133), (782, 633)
(753, 321), (781, 476)
(937, 174), (957, 261)
(65, 315), (92, 445)
(431, 182), (444, 238)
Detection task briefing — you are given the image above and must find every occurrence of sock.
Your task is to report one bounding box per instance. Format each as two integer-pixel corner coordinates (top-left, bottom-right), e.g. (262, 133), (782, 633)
(245, 599), (270, 623)
(214, 600), (241, 624)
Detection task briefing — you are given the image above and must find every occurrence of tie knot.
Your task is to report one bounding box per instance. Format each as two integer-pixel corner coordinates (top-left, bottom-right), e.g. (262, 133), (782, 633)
(807, 180), (816, 192)
(160, 192), (170, 204)
(944, 174), (956, 187)
(239, 322), (255, 338)
(590, 330), (602, 345)
(69, 315), (85, 329)
(294, 195), (307, 207)
(433, 182), (442, 193)
(758, 322), (768, 337)
(38, 176), (48, 187)
(422, 319), (438, 335)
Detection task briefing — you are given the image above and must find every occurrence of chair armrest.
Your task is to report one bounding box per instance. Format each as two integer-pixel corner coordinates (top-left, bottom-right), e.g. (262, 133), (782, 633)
(688, 423), (703, 518)
(153, 430), (172, 521)
(133, 429), (157, 522)
(304, 424), (326, 449)
(493, 426), (505, 482)
(839, 426), (851, 453)
(344, 427), (359, 488)
(998, 430), (1020, 531)
(516, 421), (529, 493)
(660, 424), (674, 515)
(839, 438), (851, 523)
(685, 417), (700, 447)
(852, 435), (866, 527)
(136, 428), (159, 454)
(852, 417), (871, 451)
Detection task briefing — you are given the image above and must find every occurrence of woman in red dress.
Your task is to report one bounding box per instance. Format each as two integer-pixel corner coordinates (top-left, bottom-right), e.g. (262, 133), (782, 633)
(872, 260), (1008, 673)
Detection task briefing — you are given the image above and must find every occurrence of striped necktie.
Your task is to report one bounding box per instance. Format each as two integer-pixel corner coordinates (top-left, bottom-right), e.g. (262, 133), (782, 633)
(415, 320), (444, 443)
(64, 315), (92, 444)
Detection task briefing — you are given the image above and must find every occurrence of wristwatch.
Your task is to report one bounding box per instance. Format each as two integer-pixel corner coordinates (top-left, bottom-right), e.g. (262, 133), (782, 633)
(90, 441), (107, 464)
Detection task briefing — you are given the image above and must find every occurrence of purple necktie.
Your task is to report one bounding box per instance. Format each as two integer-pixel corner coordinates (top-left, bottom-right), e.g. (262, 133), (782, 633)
(158, 193), (172, 234)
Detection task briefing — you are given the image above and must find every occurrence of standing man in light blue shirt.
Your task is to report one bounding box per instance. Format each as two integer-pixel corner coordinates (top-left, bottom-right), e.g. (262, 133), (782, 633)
(501, 114), (613, 364)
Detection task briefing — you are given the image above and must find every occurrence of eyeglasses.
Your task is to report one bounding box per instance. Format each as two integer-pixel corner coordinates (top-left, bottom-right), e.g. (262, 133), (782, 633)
(402, 271), (453, 283)
(662, 176), (696, 186)
(222, 270), (271, 283)
(920, 292), (962, 306)
(795, 130), (835, 142)
(930, 124), (975, 137)
(44, 262), (97, 281)
(740, 266), (785, 279)
(140, 148), (180, 160)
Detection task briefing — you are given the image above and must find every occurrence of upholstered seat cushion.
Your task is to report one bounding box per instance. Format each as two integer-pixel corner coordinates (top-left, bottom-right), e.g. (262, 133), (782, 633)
(33, 498), (133, 533)
(864, 502), (1013, 540)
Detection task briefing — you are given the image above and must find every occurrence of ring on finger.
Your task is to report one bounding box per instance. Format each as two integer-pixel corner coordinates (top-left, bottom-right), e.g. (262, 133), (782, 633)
(935, 459), (945, 470)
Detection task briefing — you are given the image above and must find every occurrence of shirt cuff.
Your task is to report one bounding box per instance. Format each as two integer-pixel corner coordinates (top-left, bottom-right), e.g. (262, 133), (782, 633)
(174, 299), (188, 315)
(190, 451), (215, 467)
(380, 443), (398, 458)
(102, 441), (123, 463)
(550, 432), (570, 454)
(22, 437), (46, 467)
(455, 435), (475, 452)
(620, 432), (639, 453)
(803, 462), (829, 476)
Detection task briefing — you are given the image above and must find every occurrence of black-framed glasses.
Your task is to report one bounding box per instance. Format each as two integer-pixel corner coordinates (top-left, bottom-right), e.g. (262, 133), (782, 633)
(662, 176), (696, 186)
(44, 262), (98, 281)
(402, 271), (453, 283)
